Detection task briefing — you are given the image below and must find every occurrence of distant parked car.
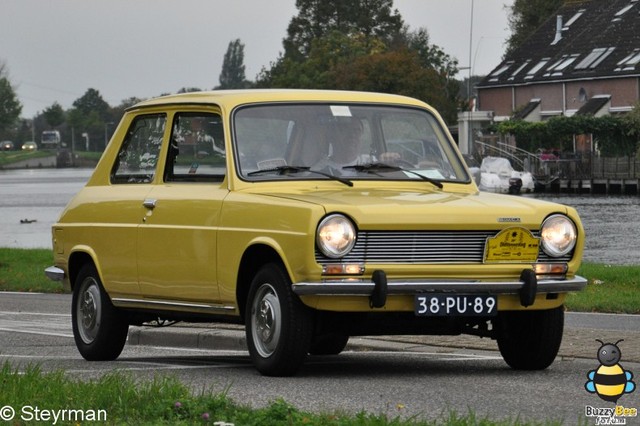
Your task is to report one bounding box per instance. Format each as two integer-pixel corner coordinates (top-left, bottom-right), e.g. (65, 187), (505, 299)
(1, 141), (14, 151)
(22, 141), (38, 151)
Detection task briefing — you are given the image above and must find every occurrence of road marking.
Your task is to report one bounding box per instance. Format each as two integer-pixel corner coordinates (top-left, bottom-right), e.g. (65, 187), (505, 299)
(0, 327), (73, 338)
(0, 310), (69, 317)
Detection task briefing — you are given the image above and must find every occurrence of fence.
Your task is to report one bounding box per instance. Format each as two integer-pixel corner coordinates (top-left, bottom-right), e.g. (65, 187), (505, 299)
(472, 141), (640, 194)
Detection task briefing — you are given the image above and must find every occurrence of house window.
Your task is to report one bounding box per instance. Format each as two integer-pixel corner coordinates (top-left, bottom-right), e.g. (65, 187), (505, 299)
(613, 1), (637, 21)
(544, 55), (579, 76)
(575, 47), (615, 70)
(563, 9), (586, 28)
(508, 61), (530, 81)
(615, 49), (640, 71)
(525, 59), (549, 79)
(615, 2), (636, 16)
(488, 62), (513, 82)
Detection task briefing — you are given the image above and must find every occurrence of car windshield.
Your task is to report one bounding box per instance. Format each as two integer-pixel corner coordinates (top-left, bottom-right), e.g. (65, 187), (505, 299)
(233, 103), (469, 184)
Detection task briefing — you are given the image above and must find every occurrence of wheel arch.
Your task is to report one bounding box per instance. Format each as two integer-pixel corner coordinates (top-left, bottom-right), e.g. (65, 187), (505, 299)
(67, 247), (100, 292)
(236, 243), (287, 321)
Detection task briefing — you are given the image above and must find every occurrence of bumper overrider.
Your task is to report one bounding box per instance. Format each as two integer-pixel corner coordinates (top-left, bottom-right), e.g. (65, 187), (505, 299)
(292, 269), (587, 308)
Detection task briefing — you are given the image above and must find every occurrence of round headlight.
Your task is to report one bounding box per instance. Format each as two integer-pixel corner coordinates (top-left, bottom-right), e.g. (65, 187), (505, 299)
(540, 214), (577, 257)
(316, 214), (356, 258)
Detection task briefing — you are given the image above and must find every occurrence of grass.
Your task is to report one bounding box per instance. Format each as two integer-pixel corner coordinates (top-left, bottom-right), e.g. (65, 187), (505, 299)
(0, 363), (560, 426)
(1, 248), (638, 313)
(566, 263), (640, 314)
(0, 248), (64, 293)
(74, 150), (103, 162)
(0, 150), (53, 167)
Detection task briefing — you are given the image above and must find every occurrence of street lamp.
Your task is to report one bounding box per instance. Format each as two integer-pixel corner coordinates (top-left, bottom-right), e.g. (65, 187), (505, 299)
(82, 133), (89, 151)
(467, 0), (475, 156)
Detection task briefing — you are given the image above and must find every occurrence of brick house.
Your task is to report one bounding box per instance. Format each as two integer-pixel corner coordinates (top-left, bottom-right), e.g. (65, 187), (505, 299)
(461, 0), (640, 156)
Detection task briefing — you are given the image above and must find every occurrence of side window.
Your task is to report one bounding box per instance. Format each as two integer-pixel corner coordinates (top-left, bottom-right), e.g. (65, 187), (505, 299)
(112, 114), (166, 184)
(165, 112), (225, 182)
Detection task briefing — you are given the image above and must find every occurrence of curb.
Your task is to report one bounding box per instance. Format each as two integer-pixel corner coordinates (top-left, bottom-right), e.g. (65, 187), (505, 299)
(128, 325), (248, 352)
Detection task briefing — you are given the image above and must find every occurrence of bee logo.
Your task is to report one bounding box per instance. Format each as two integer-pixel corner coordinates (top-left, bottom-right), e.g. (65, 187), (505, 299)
(585, 339), (636, 403)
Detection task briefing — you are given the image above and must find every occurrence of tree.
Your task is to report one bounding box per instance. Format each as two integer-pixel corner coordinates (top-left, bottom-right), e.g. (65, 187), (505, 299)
(217, 39), (250, 89)
(256, 1), (461, 124)
(67, 88), (111, 151)
(283, 0), (404, 60)
(0, 62), (23, 138)
(258, 30), (385, 89)
(333, 49), (458, 119)
(42, 102), (65, 128)
(504, 0), (563, 58)
(71, 88), (110, 119)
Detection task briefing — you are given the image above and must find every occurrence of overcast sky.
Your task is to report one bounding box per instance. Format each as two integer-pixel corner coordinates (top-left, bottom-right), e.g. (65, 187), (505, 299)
(1, 0), (513, 118)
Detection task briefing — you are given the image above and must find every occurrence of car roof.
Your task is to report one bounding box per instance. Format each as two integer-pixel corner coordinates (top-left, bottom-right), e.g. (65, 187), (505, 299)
(127, 89), (431, 112)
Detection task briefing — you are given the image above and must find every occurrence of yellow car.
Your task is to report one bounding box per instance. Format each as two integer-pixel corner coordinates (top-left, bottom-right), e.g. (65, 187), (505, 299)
(45, 89), (586, 376)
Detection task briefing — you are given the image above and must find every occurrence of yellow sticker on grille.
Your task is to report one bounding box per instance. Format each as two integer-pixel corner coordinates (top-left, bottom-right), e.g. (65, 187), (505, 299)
(484, 227), (540, 263)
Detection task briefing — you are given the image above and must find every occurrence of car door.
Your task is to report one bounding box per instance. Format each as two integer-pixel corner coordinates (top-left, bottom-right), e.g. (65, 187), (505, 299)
(100, 112), (166, 298)
(137, 111), (228, 305)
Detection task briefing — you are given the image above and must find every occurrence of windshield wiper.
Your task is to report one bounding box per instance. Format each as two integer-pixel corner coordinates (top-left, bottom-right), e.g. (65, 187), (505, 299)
(343, 163), (443, 189)
(248, 165), (310, 176)
(247, 165), (353, 187)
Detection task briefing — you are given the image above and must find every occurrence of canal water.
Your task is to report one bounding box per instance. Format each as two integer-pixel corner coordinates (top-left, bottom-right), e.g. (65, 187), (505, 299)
(1, 168), (638, 265)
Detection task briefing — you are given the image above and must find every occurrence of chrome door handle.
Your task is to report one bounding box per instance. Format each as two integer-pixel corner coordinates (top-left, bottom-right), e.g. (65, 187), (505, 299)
(143, 199), (157, 209)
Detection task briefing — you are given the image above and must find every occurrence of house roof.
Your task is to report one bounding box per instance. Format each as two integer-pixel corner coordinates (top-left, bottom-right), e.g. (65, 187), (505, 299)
(576, 95), (611, 115)
(513, 99), (540, 120)
(477, 0), (640, 88)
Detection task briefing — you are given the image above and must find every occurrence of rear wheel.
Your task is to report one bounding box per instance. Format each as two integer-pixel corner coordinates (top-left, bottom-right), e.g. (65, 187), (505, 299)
(72, 264), (129, 361)
(245, 263), (313, 376)
(497, 306), (564, 370)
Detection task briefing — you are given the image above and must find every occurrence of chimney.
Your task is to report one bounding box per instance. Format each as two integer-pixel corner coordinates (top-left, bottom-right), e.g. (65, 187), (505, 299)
(551, 15), (563, 45)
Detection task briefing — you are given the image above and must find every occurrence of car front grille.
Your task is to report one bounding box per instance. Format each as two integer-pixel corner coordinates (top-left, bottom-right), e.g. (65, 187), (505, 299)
(315, 230), (572, 265)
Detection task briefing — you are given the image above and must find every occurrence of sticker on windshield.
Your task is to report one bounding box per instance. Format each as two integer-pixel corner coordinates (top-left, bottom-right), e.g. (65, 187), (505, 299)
(330, 105), (352, 117)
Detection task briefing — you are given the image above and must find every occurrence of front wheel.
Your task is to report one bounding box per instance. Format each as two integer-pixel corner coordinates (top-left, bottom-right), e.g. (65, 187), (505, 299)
(72, 264), (129, 361)
(245, 263), (313, 376)
(496, 306), (564, 370)
(309, 333), (349, 355)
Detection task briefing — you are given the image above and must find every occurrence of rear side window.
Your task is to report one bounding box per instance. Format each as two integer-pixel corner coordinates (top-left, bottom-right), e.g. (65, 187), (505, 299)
(164, 112), (226, 182)
(111, 114), (166, 184)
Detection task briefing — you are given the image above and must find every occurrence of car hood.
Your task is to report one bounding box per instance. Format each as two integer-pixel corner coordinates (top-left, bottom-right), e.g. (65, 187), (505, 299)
(260, 188), (568, 229)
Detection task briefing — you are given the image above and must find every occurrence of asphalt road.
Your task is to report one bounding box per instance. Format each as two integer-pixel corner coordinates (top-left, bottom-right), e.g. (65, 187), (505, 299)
(1, 292), (639, 424)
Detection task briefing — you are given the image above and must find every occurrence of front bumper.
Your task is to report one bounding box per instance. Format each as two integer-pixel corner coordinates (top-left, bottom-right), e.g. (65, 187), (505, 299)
(45, 266), (65, 281)
(292, 276), (587, 295)
(292, 270), (587, 308)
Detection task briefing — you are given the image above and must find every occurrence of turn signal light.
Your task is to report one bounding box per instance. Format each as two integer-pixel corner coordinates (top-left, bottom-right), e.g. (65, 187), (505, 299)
(322, 263), (365, 275)
(534, 263), (568, 276)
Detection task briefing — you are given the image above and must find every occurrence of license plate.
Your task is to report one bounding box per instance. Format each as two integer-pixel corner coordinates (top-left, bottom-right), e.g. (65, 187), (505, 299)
(415, 294), (497, 316)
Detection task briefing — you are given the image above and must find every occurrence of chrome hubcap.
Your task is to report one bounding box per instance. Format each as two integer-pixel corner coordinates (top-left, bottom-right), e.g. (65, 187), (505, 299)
(251, 284), (281, 358)
(77, 278), (101, 344)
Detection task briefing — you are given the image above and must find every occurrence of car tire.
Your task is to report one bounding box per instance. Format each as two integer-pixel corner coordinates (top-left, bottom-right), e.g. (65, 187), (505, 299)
(309, 333), (349, 355)
(496, 306), (564, 370)
(245, 263), (313, 376)
(72, 264), (129, 361)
